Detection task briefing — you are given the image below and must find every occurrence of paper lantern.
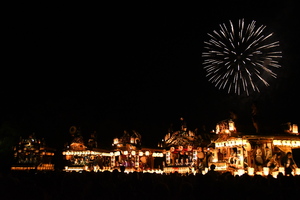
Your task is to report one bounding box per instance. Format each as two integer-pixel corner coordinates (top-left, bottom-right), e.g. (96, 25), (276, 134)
(238, 169), (245, 176)
(279, 167), (285, 175)
(170, 147), (175, 152)
(295, 168), (300, 175)
(248, 167), (254, 176)
(229, 120), (235, 131)
(263, 167), (269, 176)
(292, 124), (298, 134)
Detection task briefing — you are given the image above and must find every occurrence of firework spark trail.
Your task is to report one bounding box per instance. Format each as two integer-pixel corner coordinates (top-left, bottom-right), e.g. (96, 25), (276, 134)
(202, 19), (282, 95)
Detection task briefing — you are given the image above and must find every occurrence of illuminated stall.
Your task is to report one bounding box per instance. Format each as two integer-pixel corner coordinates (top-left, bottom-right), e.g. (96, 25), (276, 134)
(11, 133), (55, 171)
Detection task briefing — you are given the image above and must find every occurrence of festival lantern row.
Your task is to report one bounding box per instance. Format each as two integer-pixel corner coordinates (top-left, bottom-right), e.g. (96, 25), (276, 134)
(215, 139), (300, 148)
(109, 149), (164, 171)
(62, 149), (164, 172)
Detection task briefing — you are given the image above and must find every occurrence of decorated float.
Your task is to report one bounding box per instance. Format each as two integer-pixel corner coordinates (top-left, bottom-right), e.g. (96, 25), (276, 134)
(210, 119), (300, 176)
(161, 118), (206, 174)
(110, 130), (164, 173)
(11, 133), (55, 171)
(62, 126), (111, 172)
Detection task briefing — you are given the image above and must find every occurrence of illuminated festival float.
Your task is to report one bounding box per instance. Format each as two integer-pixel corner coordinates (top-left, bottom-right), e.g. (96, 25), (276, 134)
(62, 126), (111, 172)
(209, 119), (300, 177)
(10, 119), (300, 176)
(161, 118), (206, 174)
(11, 133), (55, 171)
(62, 127), (164, 173)
(60, 118), (300, 176)
(111, 130), (164, 173)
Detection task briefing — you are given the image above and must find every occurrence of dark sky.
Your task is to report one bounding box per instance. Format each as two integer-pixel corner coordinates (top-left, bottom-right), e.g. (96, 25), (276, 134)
(2, 1), (300, 149)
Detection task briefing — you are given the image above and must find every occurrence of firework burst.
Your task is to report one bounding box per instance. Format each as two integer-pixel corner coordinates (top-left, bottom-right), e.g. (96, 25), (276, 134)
(202, 19), (282, 95)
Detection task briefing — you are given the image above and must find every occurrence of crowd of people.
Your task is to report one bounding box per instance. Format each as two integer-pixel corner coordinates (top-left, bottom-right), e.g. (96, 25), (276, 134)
(1, 168), (300, 200)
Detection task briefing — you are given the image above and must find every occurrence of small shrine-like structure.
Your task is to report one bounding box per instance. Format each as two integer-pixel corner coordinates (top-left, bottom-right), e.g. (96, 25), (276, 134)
(162, 118), (204, 174)
(62, 126), (111, 172)
(11, 133), (55, 171)
(111, 130), (164, 172)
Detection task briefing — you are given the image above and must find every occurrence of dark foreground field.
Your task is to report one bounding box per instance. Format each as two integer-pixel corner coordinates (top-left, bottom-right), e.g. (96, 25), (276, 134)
(1, 170), (299, 200)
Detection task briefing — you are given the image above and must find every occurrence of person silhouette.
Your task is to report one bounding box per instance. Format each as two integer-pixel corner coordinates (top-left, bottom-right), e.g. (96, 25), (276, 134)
(282, 152), (297, 176)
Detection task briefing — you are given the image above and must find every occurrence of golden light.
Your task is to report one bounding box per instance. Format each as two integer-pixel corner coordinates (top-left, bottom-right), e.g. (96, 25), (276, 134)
(139, 151), (144, 156)
(131, 151), (136, 156)
(216, 124), (220, 134)
(130, 137), (135, 144)
(204, 167), (209, 174)
(273, 140), (281, 146)
(272, 171), (279, 178)
(256, 171), (263, 176)
(152, 152), (163, 157)
(248, 167), (254, 176)
(227, 140), (235, 147)
(229, 120), (235, 131)
(113, 138), (119, 144)
(295, 168), (300, 175)
(279, 167), (285, 175)
(263, 167), (269, 176)
(166, 151), (171, 164)
(145, 151), (150, 156)
(236, 139), (242, 146)
(123, 151), (128, 155)
(273, 139), (300, 147)
(238, 169), (245, 176)
(292, 124), (298, 133)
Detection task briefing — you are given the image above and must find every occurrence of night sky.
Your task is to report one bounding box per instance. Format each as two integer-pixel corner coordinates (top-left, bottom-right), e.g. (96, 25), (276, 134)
(2, 1), (300, 149)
